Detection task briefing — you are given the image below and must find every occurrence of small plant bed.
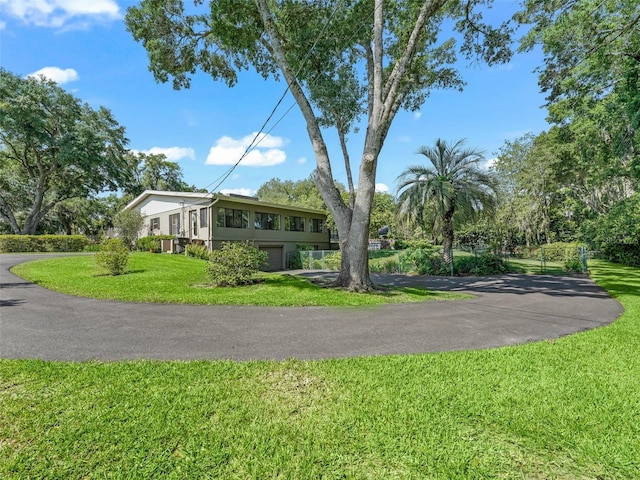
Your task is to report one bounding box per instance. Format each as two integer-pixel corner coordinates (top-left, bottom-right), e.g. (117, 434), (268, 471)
(10, 253), (470, 307)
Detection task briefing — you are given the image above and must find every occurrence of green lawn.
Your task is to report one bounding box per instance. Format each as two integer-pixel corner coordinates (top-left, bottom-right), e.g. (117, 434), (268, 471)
(9, 253), (468, 306)
(1, 260), (638, 478)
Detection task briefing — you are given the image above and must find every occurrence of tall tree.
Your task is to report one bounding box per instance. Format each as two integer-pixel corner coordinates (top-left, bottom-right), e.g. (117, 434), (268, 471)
(127, 152), (193, 197)
(516, 0), (640, 185)
(0, 69), (134, 234)
(126, 0), (512, 290)
(396, 139), (497, 261)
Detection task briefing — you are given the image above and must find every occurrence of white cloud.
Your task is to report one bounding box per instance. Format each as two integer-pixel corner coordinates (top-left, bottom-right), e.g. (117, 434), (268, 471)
(0, 20), (6, 29)
(206, 132), (288, 167)
(297, 157), (307, 165)
(27, 66), (78, 84)
(0, 0), (120, 28)
(375, 183), (390, 193)
(413, 111), (422, 120)
(484, 157), (498, 169)
(397, 135), (412, 143)
(143, 146), (196, 162)
(220, 188), (256, 197)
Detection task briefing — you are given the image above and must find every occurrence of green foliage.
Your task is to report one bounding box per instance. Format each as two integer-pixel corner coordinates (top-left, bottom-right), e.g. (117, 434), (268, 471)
(454, 254), (508, 275)
(206, 242), (268, 287)
(136, 235), (174, 253)
(113, 209), (145, 249)
(537, 242), (585, 262)
(0, 234), (89, 253)
(397, 139), (498, 256)
(95, 238), (130, 276)
(399, 248), (449, 275)
(323, 251), (341, 270)
(594, 194), (640, 266)
(369, 258), (402, 274)
(392, 239), (434, 250)
(0, 69), (133, 234)
(186, 244), (210, 260)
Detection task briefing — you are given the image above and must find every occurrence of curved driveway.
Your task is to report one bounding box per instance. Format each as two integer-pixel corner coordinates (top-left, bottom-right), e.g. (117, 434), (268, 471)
(0, 254), (624, 362)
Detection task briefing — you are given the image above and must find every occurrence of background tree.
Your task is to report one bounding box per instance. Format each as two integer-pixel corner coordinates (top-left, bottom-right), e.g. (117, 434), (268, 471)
(126, 152), (195, 197)
(113, 208), (145, 250)
(397, 139), (497, 262)
(126, 0), (512, 290)
(257, 176), (346, 233)
(516, 0), (639, 187)
(369, 192), (396, 239)
(0, 69), (134, 234)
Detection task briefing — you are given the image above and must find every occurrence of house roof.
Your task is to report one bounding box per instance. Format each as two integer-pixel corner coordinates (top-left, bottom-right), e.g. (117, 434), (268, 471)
(124, 190), (328, 216)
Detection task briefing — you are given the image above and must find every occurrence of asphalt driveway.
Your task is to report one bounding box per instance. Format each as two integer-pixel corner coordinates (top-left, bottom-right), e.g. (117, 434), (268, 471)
(0, 254), (624, 362)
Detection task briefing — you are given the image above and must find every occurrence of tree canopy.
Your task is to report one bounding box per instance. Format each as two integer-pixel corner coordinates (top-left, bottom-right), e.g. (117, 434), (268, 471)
(0, 69), (134, 234)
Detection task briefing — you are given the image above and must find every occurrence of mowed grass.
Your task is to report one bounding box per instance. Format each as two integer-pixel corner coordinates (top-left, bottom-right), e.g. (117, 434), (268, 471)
(1, 260), (639, 478)
(9, 253), (468, 306)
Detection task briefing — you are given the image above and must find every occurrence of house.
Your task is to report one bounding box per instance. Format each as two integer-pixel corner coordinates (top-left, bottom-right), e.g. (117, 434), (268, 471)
(124, 190), (331, 270)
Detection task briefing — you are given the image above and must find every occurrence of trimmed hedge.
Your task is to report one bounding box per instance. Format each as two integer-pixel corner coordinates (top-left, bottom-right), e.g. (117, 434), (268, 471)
(136, 235), (174, 253)
(0, 235), (90, 253)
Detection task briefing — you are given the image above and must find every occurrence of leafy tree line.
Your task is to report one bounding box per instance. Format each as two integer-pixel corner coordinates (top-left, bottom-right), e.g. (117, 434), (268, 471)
(0, 69), (200, 237)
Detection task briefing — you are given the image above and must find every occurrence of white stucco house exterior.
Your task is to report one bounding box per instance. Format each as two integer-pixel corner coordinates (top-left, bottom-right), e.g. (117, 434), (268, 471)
(124, 190), (331, 270)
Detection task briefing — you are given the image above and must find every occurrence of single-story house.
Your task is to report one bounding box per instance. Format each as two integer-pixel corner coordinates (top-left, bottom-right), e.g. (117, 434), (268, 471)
(124, 190), (331, 270)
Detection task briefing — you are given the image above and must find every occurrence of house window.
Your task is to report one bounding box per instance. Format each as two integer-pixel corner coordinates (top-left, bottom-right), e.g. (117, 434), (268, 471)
(200, 207), (208, 228)
(285, 216), (305, 232)
(169, 213), (180, 235)
(216, 208), (249, 228)
(191, 211), (198, 236)
(309, 218), (324, 233)
(150, 217), (160, 231)
(254, 212), (280, 230)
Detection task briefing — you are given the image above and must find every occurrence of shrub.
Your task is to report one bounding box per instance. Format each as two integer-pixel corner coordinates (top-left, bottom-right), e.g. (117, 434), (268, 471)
(186, 244), (210, 260)
(95, 238), (129, 275)
(113, 209), (144, 250)
(324, 251), (341, 270)
(288, 244), (316, 269)
(398, 248), (449, 275)
(206, 242), (268, 287)
(454, 254), (507, 275)
(0, 234), (89, 253)
(393, 239), (433, 250)
(136, 235), (174, 253)
(539, 242), (585, 262)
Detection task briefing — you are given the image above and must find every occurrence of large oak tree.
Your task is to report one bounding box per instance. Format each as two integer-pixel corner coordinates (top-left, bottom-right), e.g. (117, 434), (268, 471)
(126, 0), (511, 290)
(0, 69), (134, 234)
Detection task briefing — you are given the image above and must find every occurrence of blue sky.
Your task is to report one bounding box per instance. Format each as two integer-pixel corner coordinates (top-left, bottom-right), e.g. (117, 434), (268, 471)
(1, 0), (550, 196)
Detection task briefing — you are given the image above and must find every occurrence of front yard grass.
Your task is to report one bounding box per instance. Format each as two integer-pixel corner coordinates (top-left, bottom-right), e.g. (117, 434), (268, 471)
(10, 253), (469, 306)
(1, 260), (638, 478)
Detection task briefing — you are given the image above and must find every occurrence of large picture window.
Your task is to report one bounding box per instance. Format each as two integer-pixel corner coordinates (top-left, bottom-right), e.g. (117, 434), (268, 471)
(254, 212), (280, 230)
(285, 216), (305, 232)
(216, 208), (249, 228)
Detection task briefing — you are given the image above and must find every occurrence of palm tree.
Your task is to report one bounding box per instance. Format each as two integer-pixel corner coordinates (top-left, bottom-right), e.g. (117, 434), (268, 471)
(396, 138), (498, 263)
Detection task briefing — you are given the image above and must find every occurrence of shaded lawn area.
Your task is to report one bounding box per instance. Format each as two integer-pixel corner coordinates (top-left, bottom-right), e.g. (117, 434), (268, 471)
(0, 260), (638, 478)
(10, 253), (468, 306)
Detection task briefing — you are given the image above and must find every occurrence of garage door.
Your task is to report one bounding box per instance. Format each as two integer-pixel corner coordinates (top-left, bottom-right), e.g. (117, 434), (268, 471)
(259, 246), (283, 271)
